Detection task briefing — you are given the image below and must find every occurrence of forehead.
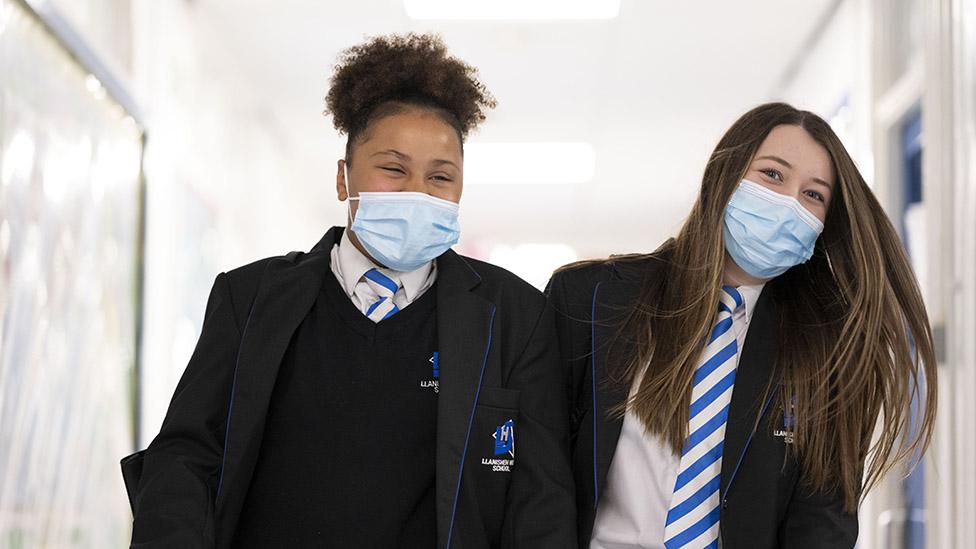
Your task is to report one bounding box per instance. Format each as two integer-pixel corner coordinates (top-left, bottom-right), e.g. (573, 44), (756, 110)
(755, 124), (835, 183)
(357, 110), (462, 160)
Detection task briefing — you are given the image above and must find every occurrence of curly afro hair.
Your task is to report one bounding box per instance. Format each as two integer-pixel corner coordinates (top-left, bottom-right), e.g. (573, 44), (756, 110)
(325, 33), (496, 157)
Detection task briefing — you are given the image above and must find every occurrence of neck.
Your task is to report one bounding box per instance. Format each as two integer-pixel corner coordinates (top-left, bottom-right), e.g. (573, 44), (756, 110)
(722, 251), (770, 287)
(345, 225), (389, 269)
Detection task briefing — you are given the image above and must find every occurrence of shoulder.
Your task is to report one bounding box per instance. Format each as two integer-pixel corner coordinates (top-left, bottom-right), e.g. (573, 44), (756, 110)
(548, 252), (669, 302)
(220, 249), (316, 311)
(456, 254), (545, 308)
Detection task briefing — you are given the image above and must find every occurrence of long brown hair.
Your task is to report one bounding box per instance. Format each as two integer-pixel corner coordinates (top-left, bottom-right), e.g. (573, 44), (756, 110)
(616, 102), (936, 513)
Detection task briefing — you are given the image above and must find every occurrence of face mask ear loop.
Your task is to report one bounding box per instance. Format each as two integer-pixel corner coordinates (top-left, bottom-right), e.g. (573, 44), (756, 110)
(344, 163), (360, 227)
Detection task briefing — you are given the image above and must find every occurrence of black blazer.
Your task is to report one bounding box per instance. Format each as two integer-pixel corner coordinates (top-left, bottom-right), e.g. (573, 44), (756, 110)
(123, 226), (576, 549)
(546, 252), (857, 549)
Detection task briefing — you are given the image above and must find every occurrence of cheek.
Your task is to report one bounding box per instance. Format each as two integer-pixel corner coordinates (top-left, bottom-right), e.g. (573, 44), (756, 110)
(427, 184), (462, 203)
(355, 171), (403, 193)
(800, 198), (828, 223)
(809, 205), (827, 224)
(754, 178), (789, 197)
(372, 177), (404, 192)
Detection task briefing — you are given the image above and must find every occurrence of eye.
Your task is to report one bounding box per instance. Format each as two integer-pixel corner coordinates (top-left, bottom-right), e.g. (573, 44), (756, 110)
(381, 166), (405, 175)
(760, 168), (783, 182)
(430, 174), (453, 182)
(804, 189), (825, 203)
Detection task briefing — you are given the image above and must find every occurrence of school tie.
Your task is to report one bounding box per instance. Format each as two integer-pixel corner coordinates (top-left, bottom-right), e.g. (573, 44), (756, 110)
(362, 268), (401, 322)
(663, 285), (743, 549)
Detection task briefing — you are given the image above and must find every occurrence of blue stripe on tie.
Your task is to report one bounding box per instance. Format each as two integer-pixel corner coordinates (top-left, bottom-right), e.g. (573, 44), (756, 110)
(666, 473), (722, 524)
(382, 304), (400, 320)
(664, 505), (721, 549)
(690, 369), (737, 419)
(704, 540), (719, 549)
(692, 341), (737, 387)
(683, 404), (730, 456)
(365, 269), (399, 294)
(722, 285), (743, 308)
(718, 301), (732, 314)
(674, 441), (724, 491)
(366, 297), (386, 316)
(708, 317), (733, 343)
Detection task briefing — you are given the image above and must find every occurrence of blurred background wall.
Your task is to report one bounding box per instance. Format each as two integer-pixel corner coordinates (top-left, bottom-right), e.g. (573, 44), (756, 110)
(1, 0), (975, 547)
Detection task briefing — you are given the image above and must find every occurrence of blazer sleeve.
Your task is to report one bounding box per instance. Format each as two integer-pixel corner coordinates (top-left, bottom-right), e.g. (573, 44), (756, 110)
(130, 273), (243, 549)
(501, 301), (578, 548)
(778, 483), (859, 548)
(545, 268), (599, 434)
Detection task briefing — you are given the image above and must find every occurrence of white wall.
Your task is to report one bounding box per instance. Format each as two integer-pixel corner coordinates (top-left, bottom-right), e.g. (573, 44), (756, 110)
(131, 0), (334, 444)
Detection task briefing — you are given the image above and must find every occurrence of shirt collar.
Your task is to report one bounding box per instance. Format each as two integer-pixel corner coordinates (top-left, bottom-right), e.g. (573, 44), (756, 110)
(733, 282), (766, 321)
(334, 230), (435, 301)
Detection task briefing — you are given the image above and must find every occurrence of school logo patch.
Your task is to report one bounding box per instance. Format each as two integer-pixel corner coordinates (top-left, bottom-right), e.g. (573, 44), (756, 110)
(493, 419), (515, 457)
(773, 398), (796, 444)
(482, 419), (515, 472)
(420, 352), (439, 393)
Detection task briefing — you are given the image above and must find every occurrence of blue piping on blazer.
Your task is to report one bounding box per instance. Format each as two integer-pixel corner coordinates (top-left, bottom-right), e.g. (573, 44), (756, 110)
(445, 304), (497, 549)
(721, 386), (779, 508)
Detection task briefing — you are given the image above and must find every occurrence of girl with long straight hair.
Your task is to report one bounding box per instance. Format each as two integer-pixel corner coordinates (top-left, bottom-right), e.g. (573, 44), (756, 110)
(548, 102), (936, 549)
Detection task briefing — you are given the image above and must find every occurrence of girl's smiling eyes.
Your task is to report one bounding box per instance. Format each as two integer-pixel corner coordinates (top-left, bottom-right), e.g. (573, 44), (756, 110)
(752, 165), (829, 208)
(760, 168), (783, 182)
(804, 189), (826, 203)
(378, 165), (454, 183)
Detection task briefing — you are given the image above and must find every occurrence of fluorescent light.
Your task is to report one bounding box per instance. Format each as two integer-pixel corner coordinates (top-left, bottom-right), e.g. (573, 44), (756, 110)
(404, 0), (620, 20)
(464, 142), (595, 185)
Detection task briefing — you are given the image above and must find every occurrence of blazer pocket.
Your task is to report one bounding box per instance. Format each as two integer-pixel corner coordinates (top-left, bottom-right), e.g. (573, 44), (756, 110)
(475, 386), (520, 410)
(468, 386), (520, 547)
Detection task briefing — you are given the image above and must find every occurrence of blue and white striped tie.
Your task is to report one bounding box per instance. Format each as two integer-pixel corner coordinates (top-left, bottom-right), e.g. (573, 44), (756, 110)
(363, 268), (401, 322)
(663, 285), (743, 549)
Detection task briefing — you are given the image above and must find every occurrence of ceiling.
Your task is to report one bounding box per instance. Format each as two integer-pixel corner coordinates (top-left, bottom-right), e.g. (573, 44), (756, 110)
(159, 0), (836, 281)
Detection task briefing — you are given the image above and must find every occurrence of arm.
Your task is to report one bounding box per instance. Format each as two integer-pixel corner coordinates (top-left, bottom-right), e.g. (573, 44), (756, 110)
(545, 270), (595, 436)
(778, 483), (858, 548)
(130, 273), (242, 548)
(502, 303), (578, 549)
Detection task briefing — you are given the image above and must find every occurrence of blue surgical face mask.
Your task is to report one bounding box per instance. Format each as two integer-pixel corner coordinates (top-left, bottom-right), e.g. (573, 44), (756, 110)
(723, 179), (825, 279)
(345, 168), (461, 272)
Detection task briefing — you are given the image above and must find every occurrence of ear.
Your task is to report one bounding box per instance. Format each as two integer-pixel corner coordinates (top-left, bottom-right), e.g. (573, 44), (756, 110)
(336, 159), (348, 201)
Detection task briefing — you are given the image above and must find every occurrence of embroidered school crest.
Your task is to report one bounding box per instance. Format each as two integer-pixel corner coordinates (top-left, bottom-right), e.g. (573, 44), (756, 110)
(773, 398), (796, 444)
(493, 419), (515, 458)
(420, 352), (440, 393)
(482, 419), (516, 472)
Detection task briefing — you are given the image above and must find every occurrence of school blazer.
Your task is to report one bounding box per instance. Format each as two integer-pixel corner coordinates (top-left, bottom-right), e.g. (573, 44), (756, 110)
(546, 252), (858, 549)
(122, 226), (576, 549)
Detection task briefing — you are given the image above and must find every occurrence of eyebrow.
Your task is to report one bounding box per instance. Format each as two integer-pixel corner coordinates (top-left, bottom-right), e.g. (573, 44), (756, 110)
(372, 149), (411, 161)
(372, 149), (459, 170)
(431, 159), (460, 170)
(755, 154), (833, 189)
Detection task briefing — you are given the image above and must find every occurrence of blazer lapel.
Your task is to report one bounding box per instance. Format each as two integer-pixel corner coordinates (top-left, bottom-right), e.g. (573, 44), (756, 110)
(433, 251), (495, 549)
(214, 227), (340, 540)
(590, 278), (639, 507)
(719, 285), (780, 497)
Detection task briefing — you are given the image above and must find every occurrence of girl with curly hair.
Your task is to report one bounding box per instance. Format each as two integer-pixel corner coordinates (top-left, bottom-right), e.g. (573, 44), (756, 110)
(124, 33), (576, 548)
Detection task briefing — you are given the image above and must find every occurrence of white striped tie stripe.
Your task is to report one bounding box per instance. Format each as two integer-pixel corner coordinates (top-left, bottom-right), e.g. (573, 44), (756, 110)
(663, 286), (743, 549)
(362, 268), (401, 322)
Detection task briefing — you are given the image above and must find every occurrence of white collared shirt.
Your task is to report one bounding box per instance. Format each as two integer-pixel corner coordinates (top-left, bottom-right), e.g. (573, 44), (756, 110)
(329, 230), (437, 317)
(589, 283), (765, 549)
